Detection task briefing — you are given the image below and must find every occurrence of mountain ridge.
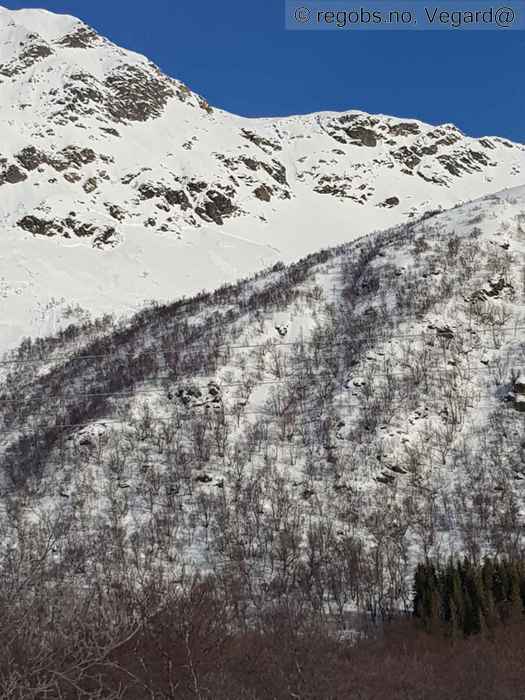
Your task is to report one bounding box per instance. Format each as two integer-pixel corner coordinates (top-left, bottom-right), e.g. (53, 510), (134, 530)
(0, 4), (524, 354)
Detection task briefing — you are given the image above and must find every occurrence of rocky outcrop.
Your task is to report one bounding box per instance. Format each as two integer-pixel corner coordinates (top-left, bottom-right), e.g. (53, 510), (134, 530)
(468, 276), (515, 303)
(18, 215), (58, 237)
(0, 163), (27, 185)
(92, 227), (120, 249)
(56, 26), (101, 49)
(172, 382), (223, 409)
(196, 190), (238, 225)
(324, 115), (382, 147)
(138, 182), (192, 211)
(105, 203), (126, 221)
(388, 122), (421, 137)
(18, 213), (121, 246)
(379, 196), (400, 208)
(104, 64), (175, 122)
(391, 146), (421, 171)
(15, 145), (96, 172)
(241, 128), (282, 153)
(0, 40), (53, 77)
(254, 184), (273, 202)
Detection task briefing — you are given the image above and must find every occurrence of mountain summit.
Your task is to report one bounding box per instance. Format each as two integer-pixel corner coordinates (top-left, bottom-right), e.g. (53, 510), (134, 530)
(0, 5), (524, 350)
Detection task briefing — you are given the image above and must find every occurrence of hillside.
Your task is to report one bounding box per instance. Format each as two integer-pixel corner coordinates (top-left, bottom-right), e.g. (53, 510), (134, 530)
(1, 184), (524, 622)
(1, 5), (525, 352)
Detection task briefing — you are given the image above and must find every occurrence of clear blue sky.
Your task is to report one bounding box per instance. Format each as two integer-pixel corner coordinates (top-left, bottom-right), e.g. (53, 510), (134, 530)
(3, 0), (524, 142)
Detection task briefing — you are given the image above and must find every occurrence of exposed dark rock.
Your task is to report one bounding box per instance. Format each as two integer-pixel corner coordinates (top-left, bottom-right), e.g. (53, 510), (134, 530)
(479, 138), (496, 150)
(138, 183), (163, 200)
(338, 115), (360, 124)
(60, 146), (97, 168)
(0, 43), (53, 77)
(196, 190), (237, 225)
(388, 464), (408, 475)
(121, 173), (138, 185)
(391, 146), (421, 170)
(83, 177), (98, 193)
(18, 215), (60, 237)
(138, 183), (191, 210)
(467, 150), (490, 167)
(344, 126), (378, 147)
(208, 382), (221, 397)
(105, 65), (174, 122)
(379, 196), (400, 208)
(241, 129), (282, 153)
(254, 184), (272, 202)
(469, 277), (514, 302)
(63, 218), (97, 237)
(207, 190), (236, 216)
(240, 157), (260, 172)
(235, 155), (288, 187)
(420, 144), (438, 156)
(262, 160), (288, 186)
(164, 189), (191, 210)
(18, 211), (120, 245)
(57, 26), (101, 49)
(15, 146), (96, 174)
(54, 72), (105, 122)
(1, 164), (27, 185)
(63, 172), (82, 183)
(187, 180), (208, 194)
(177, 385), (203, 406)
(432, 130), (462, 147)
(105, 204), (126, 221)
(437, 155), (466, 176)
(313, 175), (367, 202)
(100, 127), (120, 137)
(92, 227), (119, 249)
(435, 326), (454, 340)
(16, 147), (46, 171)
(195, 474), (213, 484)
(388, 122), (421, 136)
(375, 474), (395, 485)
(417, 171), (447, 185)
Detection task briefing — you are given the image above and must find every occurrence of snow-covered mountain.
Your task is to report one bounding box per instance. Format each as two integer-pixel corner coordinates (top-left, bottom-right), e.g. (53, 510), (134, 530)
(1, 185), (524, 612)
(1, 5), (524, 352)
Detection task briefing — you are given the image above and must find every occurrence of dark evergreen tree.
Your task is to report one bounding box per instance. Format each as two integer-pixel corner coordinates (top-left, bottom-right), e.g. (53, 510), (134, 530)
(413, 556), (525, 637)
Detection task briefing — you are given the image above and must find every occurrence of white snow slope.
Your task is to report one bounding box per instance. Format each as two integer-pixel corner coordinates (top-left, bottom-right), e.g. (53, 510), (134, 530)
(0, 5), (524, 352)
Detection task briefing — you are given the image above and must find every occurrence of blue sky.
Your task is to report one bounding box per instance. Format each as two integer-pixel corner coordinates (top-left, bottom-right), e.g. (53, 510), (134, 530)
(3, 0), (524, 141)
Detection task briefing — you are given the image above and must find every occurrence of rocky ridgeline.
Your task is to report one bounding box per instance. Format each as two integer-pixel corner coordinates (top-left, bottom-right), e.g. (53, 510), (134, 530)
(0, 8), (523, 251)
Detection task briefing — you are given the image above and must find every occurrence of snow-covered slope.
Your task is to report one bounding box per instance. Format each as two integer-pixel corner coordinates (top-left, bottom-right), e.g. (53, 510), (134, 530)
(1, 5), (524, 352)
(1, 185), (524, 612)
